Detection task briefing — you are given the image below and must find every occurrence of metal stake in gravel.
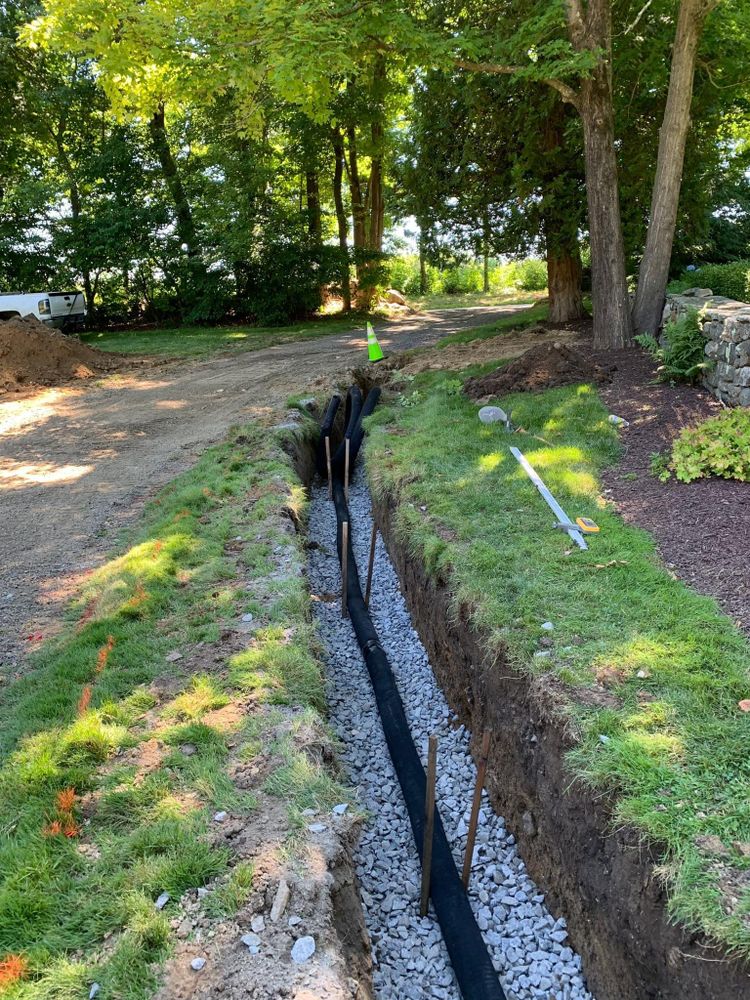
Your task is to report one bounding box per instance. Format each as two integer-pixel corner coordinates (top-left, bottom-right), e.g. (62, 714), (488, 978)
(462, 731), (492, 889)
(420, 734), (438, 917)
(341, 520), (349, 619)
(325, 435), (332, 499)
(364, 521), (377, 607)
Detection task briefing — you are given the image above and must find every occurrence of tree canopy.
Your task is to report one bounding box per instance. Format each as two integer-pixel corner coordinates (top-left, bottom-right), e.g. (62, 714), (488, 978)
(0, 0), (747, 339)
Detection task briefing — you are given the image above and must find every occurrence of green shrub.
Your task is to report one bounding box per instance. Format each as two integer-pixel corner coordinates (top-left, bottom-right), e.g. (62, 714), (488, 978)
(514, 257), (547, 291)
(442, 262), (484, 294)
(670, 261), (750, 302)
(669, 408), (750, 482)
(635, 309), (711, 383)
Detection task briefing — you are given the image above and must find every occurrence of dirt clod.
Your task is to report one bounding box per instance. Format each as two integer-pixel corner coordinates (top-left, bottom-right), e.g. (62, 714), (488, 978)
(464, 342), (612, 399)
(0, 315), (119, 393)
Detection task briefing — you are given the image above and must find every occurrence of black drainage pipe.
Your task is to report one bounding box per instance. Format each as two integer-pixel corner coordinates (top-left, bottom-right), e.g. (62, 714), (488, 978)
(324, 388), (507, 1000)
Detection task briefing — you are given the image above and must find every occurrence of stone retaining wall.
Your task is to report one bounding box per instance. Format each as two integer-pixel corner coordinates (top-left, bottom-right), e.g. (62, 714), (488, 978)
(662, 288), (750, 406)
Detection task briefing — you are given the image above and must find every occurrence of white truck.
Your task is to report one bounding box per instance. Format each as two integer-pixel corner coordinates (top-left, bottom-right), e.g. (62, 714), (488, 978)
(0, 290), (87, 331)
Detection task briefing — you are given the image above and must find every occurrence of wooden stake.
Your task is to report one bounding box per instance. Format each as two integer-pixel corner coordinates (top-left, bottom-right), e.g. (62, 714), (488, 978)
(462, 731), (492, 889)
(325, 435), (332, 499)
(341, 520), (349, 619)
(344, 437), (350, 502)
(420, 735), (438, 916)
(364, 521), (377, 607)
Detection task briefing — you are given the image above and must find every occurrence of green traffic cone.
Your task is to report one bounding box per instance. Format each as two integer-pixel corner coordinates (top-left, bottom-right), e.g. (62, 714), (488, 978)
(367, 321), (384, 362)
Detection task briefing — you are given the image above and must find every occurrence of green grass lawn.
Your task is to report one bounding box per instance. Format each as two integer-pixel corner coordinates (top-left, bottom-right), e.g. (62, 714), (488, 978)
(0, 416), (346, 998)
(410, 289), (546, 313)
(366, 371), (750, 957)
(81, 313), (370, 358)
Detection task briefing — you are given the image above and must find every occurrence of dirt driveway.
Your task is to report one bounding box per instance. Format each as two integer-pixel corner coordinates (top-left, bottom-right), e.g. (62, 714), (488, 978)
(0, 305), (528, 673)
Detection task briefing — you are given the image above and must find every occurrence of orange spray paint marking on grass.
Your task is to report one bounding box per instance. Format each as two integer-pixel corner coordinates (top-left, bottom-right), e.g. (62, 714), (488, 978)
(61, 816), (81, 838)
(56, 788), (76, 812)
(0, 954), (29, 988)
(77, 685), (92, 716)
(76, 596), (98, 632)
(96, 635), (115, 674)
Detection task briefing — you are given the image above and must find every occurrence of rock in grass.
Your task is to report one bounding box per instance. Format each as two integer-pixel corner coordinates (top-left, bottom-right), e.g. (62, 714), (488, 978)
(155, 891), (170, 910)
(166, 650), (183, 662)
(250, 915), (265, 933)
(332, 803), (349, 816)
(213, 810), (228, 822)
(290, 936), (316, 963)
(89, 984), (100, 999)
(270, 879), (290, 922)
(190, 958), (206, 971)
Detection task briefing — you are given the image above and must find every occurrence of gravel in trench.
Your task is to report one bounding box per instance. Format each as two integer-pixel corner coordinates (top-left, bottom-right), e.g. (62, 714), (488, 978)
(308, 467), (594, 1000)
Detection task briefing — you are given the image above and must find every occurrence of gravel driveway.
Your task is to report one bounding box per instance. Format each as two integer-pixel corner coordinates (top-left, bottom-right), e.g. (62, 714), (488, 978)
(0, 305), (527, 674)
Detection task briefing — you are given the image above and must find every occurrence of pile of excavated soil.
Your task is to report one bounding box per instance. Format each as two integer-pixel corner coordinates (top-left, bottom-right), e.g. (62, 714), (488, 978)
(464, 341), (612, 399)
(396, 324), (584, 377)
(0, 315), (120, 393)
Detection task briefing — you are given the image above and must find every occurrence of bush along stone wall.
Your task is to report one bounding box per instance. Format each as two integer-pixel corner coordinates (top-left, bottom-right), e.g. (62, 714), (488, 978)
(663, 288), (750, 406)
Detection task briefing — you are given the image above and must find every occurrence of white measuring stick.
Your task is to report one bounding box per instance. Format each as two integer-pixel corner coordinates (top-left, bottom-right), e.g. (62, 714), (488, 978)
(510, 446), (588, 550)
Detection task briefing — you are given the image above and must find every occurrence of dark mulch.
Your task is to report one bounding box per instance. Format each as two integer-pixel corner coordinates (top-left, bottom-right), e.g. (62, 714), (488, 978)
(596, 348), (750, 635)
(464, 341), (611, 399)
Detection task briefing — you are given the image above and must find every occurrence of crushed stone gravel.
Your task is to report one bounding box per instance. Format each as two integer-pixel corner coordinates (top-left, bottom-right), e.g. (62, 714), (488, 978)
(308, 466), (595, 1000)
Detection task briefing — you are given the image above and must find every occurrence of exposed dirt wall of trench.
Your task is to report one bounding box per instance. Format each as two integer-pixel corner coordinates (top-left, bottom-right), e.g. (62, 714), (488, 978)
(371, 488), (750, 1000)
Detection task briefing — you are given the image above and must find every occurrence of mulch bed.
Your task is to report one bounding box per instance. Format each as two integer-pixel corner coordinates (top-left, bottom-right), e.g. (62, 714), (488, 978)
(595, 348), (750, 636)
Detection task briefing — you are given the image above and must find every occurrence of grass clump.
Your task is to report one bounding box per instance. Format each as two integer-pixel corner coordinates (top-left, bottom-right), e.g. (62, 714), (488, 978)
(0, 419), (336, 998)
(366, 370), (750, 956)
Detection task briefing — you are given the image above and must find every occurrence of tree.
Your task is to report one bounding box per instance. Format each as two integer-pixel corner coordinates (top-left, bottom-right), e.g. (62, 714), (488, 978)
(400, 65), (586, 322)
(632, 0), (719, 335)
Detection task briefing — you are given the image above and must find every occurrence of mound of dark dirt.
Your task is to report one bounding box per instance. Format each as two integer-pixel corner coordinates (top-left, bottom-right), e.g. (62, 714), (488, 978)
(464, 341), (612, 399)
(0, 315), (120, 393)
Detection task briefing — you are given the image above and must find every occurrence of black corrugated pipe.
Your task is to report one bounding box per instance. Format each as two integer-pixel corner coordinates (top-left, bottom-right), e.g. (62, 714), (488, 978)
(323, 389), (507, 1000)
(316, 393), (341, 475)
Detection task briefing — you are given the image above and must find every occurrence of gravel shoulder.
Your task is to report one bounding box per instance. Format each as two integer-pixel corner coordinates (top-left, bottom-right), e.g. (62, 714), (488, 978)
(0, 305), (528, 674)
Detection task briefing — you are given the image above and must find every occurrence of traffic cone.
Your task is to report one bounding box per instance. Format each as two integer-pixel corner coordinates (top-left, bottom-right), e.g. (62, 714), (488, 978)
(367, 321), (384, 363)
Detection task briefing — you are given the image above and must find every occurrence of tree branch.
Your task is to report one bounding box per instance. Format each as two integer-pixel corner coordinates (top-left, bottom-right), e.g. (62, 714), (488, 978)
(454, 60), (580, 109)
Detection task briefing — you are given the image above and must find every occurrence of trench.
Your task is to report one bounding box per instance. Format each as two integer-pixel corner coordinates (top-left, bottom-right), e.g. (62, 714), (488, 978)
(304, 396), (594, 1000)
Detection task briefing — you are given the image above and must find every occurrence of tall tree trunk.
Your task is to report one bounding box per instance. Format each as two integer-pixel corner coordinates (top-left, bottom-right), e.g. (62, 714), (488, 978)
(541, 102), (585, 323)
(149, 104), (199, 257)
(547, 246), (584, 323)
(482, 210), (490, 293)
(331, 129), (352, 311)
(56, 140), (94, 317)
(346, 126), (367, 256)
(632, 0), (716, 335)
(305, 170), (322, 239)
(566, 0), (632, 348)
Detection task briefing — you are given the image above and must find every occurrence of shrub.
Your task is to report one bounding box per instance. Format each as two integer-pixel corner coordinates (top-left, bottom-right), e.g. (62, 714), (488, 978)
(635, 309), (711, 383)
(442, 262), (484, 294)
(669, 408), (750, 482)
(670, 261), (750, 302)
(514, 258), (547, 292)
